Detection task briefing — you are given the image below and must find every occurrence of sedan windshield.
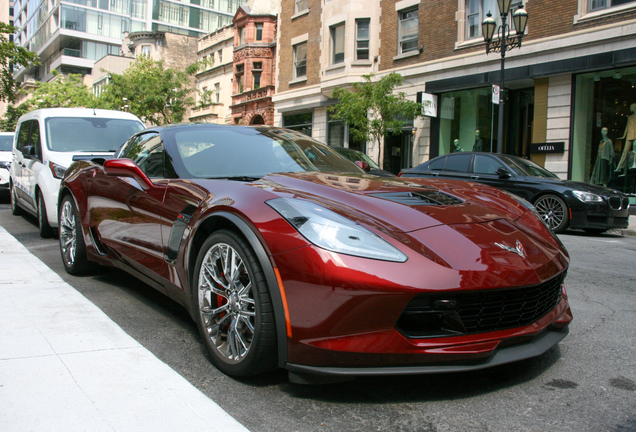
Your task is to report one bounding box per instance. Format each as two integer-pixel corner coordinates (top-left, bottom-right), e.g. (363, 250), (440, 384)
(166, 127), (364, 179)
(500, 155), (560, 179)
(46, 117), (145, 152)
(0, 135), (12, 151)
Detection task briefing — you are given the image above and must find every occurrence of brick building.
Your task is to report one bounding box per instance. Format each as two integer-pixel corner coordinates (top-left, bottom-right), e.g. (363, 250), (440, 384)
(273, 0), (636, 203)
(231, 0), (278, 125)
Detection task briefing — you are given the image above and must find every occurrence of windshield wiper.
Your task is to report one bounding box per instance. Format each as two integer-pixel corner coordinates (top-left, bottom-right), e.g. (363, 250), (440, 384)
(207, 176), (262, 181)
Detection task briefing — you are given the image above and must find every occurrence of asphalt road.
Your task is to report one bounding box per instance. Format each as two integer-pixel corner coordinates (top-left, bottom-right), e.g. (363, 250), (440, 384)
(1, 195), (635, 432)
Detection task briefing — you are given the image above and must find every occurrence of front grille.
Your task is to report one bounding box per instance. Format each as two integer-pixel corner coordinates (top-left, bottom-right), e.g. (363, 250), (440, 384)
(608, 196), (630, 210)
(397, 272), (566, 338)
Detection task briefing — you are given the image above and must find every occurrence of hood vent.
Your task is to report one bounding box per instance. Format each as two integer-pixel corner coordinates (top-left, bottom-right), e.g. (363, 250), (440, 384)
(369, 191), (463, 206)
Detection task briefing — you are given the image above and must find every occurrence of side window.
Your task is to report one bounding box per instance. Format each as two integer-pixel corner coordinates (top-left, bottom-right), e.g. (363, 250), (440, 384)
(16, 121), (31, 152)
(428, 156), (446, 171)
(474, 154), (504, 174)
(443, 154), (472, 172)
(125, 133), (165, 178)
(30, 121), (42, 159)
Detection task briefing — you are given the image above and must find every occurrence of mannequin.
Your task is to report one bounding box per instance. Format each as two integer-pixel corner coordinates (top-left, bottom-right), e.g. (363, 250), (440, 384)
(453, 139), (463, 152)
(590, 127), (614, 186)
(615, 103), (636, 172)
(473, 130), (483, 152)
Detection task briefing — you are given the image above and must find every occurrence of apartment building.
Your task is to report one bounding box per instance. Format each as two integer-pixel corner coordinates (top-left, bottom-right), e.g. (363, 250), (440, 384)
(230, 0), (277, 125)
(0, 0), (14, 116)
(274, 0), (636, 201)
(11, 0), (245, 85)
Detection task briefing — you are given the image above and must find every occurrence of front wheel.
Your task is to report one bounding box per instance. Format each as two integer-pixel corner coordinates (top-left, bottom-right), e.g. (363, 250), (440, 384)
(37, 190), (55, 238)
(59, 195), (93, 274)
(193, 229), (277, 377)
(534, 194), (569, 233)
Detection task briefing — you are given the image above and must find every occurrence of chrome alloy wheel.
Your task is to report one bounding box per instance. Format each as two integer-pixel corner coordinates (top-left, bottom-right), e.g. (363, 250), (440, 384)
(198, 243), (255, 364)
(59, 199), (77, 267)
(534, 195), (566, 232)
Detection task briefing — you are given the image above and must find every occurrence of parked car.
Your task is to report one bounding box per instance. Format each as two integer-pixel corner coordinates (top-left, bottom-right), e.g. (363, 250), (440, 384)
(0, 132), (14, 195)
(59, 124), (572, 383)
(10, 108), (145, 237)
(400, 152), (630, 234)
(332, 146), (396, 177)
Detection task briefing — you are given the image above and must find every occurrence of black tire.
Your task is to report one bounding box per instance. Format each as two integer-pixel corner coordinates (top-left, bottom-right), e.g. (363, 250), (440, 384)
(58, 195), (93, 274)
(10, 182), (24, 216)
(534, 194), (569, 234)
(192, 229), (277, 377)
(37, 190), (55, 238)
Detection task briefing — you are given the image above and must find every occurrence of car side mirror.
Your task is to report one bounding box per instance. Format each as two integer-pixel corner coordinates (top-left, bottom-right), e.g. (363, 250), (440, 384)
(22, 145), (36, 157)
(103, 158), (154, 190)
(496, 167), (511, 178)
(355, 161), (371, 172)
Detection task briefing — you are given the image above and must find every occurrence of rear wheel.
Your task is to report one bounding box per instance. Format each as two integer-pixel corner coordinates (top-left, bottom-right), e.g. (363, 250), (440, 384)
(10, 182), (24, 216)
(37, 190), (55, 238)
(193, 229), (277, 377)
(534, 194), (569, 233)
(59, 195), (93, 274)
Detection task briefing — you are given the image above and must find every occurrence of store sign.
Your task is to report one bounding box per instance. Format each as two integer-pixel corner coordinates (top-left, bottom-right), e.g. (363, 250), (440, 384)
(530, 142), (565, 154)
(420, 93), (438, 117)
(441, 97), (455, 120)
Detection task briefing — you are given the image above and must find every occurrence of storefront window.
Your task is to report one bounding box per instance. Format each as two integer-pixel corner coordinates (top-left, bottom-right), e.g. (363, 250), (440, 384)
(438, 87), (499, 155)
(283, 112), (313, 137)
(571, 67), (636, 196)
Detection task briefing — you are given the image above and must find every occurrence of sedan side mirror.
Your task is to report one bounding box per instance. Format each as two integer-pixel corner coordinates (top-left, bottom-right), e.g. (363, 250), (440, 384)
(496, 167), (511, 179)
(355, 161), (371, 172)
(103, 158), (154, 190)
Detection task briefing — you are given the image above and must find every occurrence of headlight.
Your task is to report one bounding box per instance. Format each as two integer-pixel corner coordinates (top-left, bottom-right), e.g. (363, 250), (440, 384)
(49, 161), (68, 179)
(0, 160), (10, 170)
(572, 190), (603, 203)
(267, 198), (408, 262)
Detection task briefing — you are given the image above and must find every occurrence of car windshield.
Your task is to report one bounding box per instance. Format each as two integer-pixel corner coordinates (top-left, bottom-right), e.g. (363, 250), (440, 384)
(0, 135), (12, 151)
(165, 127), (364, 179)
(500, 155), (560, 179)
(335, 148), (381, 169)
(46, 117), (145, 152)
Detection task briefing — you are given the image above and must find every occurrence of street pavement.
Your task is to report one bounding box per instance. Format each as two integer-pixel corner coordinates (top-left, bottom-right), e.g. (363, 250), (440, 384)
(0, 215), (634, 431)
(0, 226), (249, 432)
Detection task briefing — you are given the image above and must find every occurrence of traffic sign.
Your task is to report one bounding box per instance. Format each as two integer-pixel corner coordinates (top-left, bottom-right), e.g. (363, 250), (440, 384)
(492, 85), (500, 105)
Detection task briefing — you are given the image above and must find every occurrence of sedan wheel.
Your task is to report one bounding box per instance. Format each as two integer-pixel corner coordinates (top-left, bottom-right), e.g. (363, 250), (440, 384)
(37, 191), (55, 238)
(193, 230), (276, 377)
(59, 195), (92, 274)
(534, 194), (569, 233)
(10, 182), (24, 216)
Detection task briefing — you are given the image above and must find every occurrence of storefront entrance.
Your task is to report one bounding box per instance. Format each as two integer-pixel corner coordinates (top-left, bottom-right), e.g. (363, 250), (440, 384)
(383, 131), (413, 174)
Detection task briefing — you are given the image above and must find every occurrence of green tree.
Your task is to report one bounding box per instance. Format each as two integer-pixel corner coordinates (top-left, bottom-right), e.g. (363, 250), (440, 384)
(99, 56), (195, 125)
(0, 22), (38, 103)
(327, 73), (421, 167)
(0, 70), (99, 131)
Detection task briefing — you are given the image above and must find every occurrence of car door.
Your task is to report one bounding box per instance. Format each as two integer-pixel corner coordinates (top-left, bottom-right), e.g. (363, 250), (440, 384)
(469, 154), (522, 196)
(21, 119), (45, 212)
(13, 120), (38, 212)
(89, 132), (169, 286)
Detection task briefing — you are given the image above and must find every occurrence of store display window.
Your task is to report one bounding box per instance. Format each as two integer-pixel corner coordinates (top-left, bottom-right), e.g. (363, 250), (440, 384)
(571, 67), (636, 196)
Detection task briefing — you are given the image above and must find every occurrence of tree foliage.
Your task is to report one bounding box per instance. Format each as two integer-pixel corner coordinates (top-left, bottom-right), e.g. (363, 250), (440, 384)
(99, 56), (195, 125)
(0, 22), (38, 103)
(0, 71), (98, 131)
(327, 73), (421, 165)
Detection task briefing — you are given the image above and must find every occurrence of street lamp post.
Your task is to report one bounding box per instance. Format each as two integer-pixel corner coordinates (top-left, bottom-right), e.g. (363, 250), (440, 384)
(482, 0), (529, 154)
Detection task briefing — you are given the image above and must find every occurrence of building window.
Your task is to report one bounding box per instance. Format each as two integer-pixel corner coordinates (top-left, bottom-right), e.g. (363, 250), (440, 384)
(330, 23), (345, 65)
(239, 26), (246, 45)
(355, 19), (370, 61)
(252, 62), (262, 90)
(236, 64), (244, 93)
(590, 0), (636, 11)
(284, 112), (313, 137)
(398, 7), (418, 54)
(328, 113), (346, 147)
(218, 49), (222, 63)
(293, 42), (307, 79)
(295, 0), (308, 14)
(255, 23), (263, 41)
(465, 0), (522, 40)
(141, 45), (151, 56)
(214, 83), (220, 103)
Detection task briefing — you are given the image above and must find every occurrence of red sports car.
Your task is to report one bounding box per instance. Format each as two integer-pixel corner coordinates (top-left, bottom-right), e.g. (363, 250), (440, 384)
(58, 124), (572, 384)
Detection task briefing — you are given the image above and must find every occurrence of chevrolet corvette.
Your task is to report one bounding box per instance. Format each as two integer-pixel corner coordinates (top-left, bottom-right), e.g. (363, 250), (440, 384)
(58, 124), (572, 383)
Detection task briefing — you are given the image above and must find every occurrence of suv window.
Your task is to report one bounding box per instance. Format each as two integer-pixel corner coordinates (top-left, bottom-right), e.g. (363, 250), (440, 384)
(428, 156), (446, 171)
(443, 154), (472, 172)
(474, 154), (504, 174)
(16, 121), (31, 152)
(30, 121), (42, 159)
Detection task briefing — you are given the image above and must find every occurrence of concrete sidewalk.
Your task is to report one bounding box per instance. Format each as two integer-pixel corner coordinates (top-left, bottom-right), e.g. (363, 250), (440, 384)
(0, 227), (249, 432)
(623, 214), (636, 237)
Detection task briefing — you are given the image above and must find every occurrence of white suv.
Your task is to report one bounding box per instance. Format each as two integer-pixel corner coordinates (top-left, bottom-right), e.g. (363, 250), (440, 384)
(10, 108), (145, 237)
(0, 132), (14, 196)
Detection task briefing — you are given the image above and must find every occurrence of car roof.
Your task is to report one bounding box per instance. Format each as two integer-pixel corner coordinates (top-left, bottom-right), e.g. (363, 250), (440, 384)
(17, 108), (143, 123)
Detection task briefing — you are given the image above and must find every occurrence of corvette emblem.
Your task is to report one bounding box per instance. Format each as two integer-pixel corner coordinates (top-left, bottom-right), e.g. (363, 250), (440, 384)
(495, 240), (526, 258)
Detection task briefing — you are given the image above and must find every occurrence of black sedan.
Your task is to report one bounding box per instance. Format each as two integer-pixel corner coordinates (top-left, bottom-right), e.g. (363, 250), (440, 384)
(332, 147), (396, 177)
(399, 152), (630, 234)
